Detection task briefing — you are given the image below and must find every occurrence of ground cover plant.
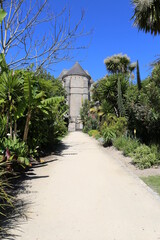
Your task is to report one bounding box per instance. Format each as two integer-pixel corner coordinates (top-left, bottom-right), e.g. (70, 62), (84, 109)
(88, 130), (101, 139)
(130, 145), (160, 169)
(113, 136), (140, 156)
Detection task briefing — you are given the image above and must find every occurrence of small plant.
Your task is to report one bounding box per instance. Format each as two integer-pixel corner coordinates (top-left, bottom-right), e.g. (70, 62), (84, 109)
(88, 130), (101, 139)
(130, 145), (158, 169)
(101, 114), (127, 141)
(102, 127), (116, 147)
(0, 138), (28, 157)
(114, 117), (127, 136)
(113, 136), (140, 156)
(0, 138), (31, 171)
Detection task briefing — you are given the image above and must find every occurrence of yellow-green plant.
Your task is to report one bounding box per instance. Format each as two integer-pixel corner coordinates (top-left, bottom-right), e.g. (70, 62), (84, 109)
(88, 130), (101, 139)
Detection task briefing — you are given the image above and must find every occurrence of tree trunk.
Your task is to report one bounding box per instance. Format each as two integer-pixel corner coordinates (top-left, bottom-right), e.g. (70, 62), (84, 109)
(117, 78), (125, 117)
(23, 110), (32, 142)
(137, 60), (142, 91)
(9, 113), (12, 140)
(13, 120), (17, 141)
(6, 111), (9, 136)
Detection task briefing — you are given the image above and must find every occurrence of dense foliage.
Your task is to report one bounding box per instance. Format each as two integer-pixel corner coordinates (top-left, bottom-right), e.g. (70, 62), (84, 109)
(0, 56), (67, 217)
(81, 53), (160, 170)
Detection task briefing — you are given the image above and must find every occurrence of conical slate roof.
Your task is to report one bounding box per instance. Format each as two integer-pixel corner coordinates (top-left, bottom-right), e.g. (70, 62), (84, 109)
(58, 69), (68, 80)
(62, 62), (91, 79)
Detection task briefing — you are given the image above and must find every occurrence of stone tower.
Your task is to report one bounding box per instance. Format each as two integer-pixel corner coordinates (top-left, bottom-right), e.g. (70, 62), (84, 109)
(59, 62), (93, 131)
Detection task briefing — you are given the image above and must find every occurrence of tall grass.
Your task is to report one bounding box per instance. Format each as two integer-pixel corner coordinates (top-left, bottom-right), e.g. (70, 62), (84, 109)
(0, 161), (13, 221)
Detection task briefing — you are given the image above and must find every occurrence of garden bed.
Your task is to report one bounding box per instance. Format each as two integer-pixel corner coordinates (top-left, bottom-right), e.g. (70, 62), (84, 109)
(104, 146), (160, 177)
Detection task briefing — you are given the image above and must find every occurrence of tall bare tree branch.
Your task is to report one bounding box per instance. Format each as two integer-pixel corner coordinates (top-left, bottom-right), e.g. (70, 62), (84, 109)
(0, 0), (91, 69)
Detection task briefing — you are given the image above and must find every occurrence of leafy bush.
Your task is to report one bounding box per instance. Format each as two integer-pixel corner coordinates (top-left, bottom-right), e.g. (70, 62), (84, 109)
(114, 117), (127, 136)
(0, 138), (28, 157)
(0, 138), (31, 171)
(101, 114), (127, 138)
(81, 100), (99, 133)
(113, 137), (160, 169)
(113, 136), (140, 156)
(100, 123), (116, 146)
(83, 116), (99, 133)
(100, 115), (127, 147)
(130, 145), (159, 169)
(88, 130), (101, 139)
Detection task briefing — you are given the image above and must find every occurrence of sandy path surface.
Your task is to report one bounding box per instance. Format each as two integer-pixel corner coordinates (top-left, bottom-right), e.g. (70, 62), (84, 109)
(8, 132), (160, 240)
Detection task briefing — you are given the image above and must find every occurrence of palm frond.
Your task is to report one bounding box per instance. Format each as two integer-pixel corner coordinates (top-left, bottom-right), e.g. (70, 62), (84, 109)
(24, 76), (33, 105)
(41, 96), (64, 106)
(131, 0), (160, 35)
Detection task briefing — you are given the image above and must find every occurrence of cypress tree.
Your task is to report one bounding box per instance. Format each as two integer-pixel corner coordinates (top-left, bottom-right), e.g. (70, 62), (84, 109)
(137, 60), (142, 90)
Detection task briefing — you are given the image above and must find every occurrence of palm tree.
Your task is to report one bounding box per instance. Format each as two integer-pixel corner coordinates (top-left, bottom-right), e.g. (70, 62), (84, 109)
(104, 54), (136, 116)
(131, 0), (160, 35)
(104, 53), (136, 75)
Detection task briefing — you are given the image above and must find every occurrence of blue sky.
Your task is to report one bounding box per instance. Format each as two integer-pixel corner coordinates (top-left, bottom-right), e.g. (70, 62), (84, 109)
(51, 0), (160, 81)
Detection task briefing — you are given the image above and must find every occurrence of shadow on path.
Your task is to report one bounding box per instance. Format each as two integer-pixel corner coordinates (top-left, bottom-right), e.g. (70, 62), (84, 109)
(52, 142), (71, 156)
(0, 176), (32, 240)
(0, 140), (71, 239)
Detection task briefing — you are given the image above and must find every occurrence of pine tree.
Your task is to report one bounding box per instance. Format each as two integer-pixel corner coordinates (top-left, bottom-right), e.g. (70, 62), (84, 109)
(137, 60), (142, 90)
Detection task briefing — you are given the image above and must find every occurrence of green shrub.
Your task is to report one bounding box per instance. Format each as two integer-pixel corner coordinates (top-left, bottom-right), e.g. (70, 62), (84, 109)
(88, 130), (101, 139)
(82, 116), (99, 133)
(149, 144), (160, 163)
(0, 138), (28, 157)
(101, 123), (116, 146)
(114, 117), (127, 136)
(113, 136), (140, 156)
(0, 138), (31, 171)
(130, 145), (158, 169)
(113, 137), (160, 169)
(103, 114), (127, 136)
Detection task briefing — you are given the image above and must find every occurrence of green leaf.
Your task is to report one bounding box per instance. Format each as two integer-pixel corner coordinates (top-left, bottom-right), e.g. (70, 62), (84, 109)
(35, 91), (45, 99)
(0, 9), (7, 24)
(0, 99), (5, 104)
(24, 75), (33, 105)
(41, 96), (64, 106)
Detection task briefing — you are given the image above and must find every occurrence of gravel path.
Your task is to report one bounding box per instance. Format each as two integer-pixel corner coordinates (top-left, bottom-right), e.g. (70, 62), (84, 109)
(8, 132), (160, 240)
